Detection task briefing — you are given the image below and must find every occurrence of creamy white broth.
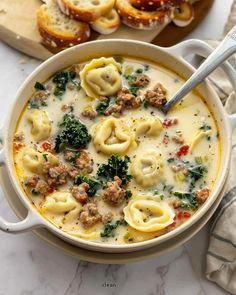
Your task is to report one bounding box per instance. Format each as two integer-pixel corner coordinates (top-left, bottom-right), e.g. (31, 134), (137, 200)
(13, 56), (221, 244)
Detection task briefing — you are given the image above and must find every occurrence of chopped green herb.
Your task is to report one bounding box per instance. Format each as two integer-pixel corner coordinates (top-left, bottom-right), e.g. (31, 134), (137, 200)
(129, 86), (140, 96)
(34, 81), (46, 91)
(41, 101), (48, 107)
(68, 152), (80, 165)
(144, 64), (149, 71)
(97, 155), (132, 185)
(135, 68), (143, 74)
(42, 153), (48, 161)
(31, 188), (39, 195)
(74, 176), (101, 197)
(143, 100), (150, 109)
(29, 98), (48, 109)
(163, 184), (174, 193)
(167, 157), (175, 163)
(96, 98), (110, 115)
(173, 78), (179, 83)
(160, 195), (165, 200)
(54, 113), (91, 152)
(123, 65), (149, 97)
(194, 156), (203, 164)
(101, 220), (123, 238)
(72, 80), (81, 91)
(200, 123), (212, 131)
(125, 190), (132, 199)
(29, 100), (40, 109)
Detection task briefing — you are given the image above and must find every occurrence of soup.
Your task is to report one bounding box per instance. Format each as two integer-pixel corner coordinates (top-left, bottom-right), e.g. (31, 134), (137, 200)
(13, 56), (221, 244)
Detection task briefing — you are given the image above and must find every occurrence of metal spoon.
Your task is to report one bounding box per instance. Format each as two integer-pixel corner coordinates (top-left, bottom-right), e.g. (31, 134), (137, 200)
(162, 25), (236, 114)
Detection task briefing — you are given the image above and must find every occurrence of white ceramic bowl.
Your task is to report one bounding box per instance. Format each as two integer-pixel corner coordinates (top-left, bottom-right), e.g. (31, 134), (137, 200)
(0, 39), (236, 253)
(0, 165), (229, 264)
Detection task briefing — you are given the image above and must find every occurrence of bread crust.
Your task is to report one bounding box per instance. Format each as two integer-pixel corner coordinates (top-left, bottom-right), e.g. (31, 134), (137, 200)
(116, 0), (172, 30)
(37, 4), (90, 49)
(57, 0), (115, 22)
(130, 0), (184, 11)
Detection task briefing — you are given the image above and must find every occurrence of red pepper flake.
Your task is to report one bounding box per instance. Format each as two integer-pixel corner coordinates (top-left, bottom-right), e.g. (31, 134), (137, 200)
(47, 186), (54, 194)
(27, 181), (35, 188)
(177, 211), (184, 220)
(162, 135), (170, 145)
(183, 211), (191, 218)
(176, 144), (189, 157)
(177, 210), (191, 220)
(42, 141), (52, 151)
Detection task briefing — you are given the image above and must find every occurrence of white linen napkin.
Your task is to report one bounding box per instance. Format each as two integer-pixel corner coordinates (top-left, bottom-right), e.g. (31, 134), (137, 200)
(205, 2), (236, 293)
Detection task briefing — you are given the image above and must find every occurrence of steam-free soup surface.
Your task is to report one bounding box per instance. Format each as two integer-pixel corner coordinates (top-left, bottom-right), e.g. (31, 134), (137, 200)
(13, 56), (220, 244)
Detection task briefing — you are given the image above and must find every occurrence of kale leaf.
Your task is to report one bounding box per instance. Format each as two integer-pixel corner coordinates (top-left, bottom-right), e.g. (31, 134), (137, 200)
(100, 220), (123, 238)
(96, 98), (110, 115)
(34, 81), (46, 91)
(188, 164), (208, 190)
(29, 100), (40, 109)
(129, 86), (140, 96)
(97, 155), (132, 185)
(52, 70), (78, 97)
(67, 151), (81, 166)
(54, 113), (91, 152)
(74, 176), (101, 197)
(173, 191), (199, 210)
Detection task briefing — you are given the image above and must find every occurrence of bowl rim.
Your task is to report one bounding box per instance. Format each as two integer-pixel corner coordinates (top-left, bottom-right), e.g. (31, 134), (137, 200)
(2, 39), (232, 252)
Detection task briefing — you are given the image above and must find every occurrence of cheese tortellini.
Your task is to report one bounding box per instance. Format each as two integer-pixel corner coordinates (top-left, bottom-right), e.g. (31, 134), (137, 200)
(42, 192), (98, 239)
(123, 195), (175, 232)
(131, 150), (163, 187)
(93, 117), (136, 155)
(80, 57), (122, 99)
(135, 116), (163, 138)
(22, 148), (59, 174)
(42, 191), (81, 214)
(27, 109), (51, 141)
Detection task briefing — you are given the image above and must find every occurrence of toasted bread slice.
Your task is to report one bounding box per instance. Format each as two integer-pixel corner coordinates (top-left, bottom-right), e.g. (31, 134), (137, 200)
(116, 0), (172, 30)
(57, 0), (115, 23)
(37, 0), (90, 49)
(91, 8), (120, 34)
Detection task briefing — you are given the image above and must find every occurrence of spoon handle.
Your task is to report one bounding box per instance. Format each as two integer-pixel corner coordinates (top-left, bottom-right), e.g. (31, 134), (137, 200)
(162, 26), (236, 114)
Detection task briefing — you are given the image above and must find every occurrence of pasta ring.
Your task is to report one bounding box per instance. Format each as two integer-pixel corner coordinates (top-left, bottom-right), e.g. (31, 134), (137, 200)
(27, 109), (51, 141)
(93, 117), (136, 155)
(131, 150), (163, 187)
(124, 195), (175, 232)
(80, 57), (122, 99)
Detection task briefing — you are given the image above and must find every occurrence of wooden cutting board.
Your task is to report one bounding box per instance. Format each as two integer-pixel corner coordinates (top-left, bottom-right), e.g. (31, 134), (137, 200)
(0, 0), (214, 60)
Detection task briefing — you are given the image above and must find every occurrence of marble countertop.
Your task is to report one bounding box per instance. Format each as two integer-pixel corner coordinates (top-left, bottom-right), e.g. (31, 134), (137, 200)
(0, 0), (234, 294)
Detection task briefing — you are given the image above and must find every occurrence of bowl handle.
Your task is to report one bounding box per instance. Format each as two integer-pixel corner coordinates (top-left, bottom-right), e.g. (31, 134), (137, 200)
(0, 126), (44, 233)
(166, 39), (236, 131)
(0, 210), (42, 233)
